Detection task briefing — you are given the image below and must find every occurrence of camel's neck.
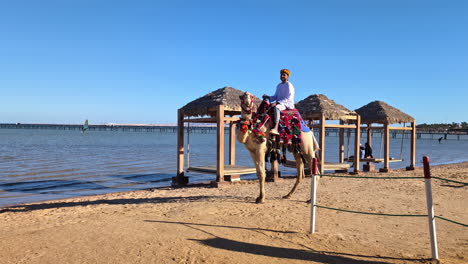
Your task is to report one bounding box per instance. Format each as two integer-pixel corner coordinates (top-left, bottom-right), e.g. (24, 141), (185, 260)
(237, 127), (249, 144)
(241, 112), (252, 121)
(237, 111), (252, 144)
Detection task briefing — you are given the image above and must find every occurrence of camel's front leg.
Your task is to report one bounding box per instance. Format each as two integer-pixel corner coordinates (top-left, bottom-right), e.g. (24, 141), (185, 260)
(250, 150), (266, 203)
(283, 152), (304, 199)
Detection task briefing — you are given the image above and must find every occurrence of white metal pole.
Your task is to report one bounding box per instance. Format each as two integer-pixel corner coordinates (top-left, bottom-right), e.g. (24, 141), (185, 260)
(310, 158), (318, 233)
(423, 156), (439, 260)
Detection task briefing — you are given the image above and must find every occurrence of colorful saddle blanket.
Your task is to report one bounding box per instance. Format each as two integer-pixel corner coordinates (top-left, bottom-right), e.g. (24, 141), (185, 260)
(278, 109), (310, 143)
(246, 101), (310, 162)
(251, 100), (309, 147)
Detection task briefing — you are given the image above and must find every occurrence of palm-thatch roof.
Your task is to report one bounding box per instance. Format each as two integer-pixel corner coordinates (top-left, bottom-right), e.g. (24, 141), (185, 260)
(355, 100), (414, 124)
(295, 94), (356, 120)
(180, 87), (261, 117)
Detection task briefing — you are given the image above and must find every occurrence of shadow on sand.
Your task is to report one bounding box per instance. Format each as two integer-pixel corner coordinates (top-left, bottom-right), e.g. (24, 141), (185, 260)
(0, 193), (217, 213)
(146, 219), (428, 264)
(0, 172), (221, 210)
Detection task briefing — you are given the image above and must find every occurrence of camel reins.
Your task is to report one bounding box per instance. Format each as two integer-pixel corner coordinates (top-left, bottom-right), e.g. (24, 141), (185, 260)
(240, 93), (255, 115)
(239, 94), (255, 133)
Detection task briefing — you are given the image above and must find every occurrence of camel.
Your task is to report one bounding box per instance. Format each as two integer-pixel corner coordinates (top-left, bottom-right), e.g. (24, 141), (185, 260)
(237, 92), (320, 203)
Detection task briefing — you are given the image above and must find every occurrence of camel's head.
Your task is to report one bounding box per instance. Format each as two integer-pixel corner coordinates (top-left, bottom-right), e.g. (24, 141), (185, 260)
(239, 92), (255, 120)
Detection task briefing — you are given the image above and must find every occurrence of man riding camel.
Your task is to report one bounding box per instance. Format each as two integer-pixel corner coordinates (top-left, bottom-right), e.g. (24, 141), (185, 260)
(262, 69), (295, 135)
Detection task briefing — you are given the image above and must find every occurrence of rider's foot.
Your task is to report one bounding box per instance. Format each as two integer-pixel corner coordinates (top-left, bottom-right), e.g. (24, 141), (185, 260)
(270, 128), (279, 135)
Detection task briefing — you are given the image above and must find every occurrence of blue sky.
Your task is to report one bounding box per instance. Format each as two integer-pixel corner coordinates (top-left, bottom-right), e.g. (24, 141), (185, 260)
(1, 0), (467, 125)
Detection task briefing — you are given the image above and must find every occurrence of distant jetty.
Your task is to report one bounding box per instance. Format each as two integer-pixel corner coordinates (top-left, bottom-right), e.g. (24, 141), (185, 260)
(0, 123), (214, 133)
(0, 123), (466, 139)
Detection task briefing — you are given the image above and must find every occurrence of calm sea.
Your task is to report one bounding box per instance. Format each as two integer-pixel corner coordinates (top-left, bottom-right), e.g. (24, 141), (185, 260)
(1, 128), (467, 207)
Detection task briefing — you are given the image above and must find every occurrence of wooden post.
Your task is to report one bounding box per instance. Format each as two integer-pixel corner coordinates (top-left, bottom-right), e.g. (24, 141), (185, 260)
(423, 156), (439, 260)
(339, 121), (344, 163)
(380, 123), (390, 172)
(363, 124), (374, 172)
(367, 124), (372, 147)
(310, 158), (318, 234)
(319, 114), (326, 172)
(229, 121), (236, 165)
(352, 116), (361, 174)
(268, 160), (280, 181)
(406, 121), (416, 170)
(173, 109), (188, 185)
(216, 105), (225, 183)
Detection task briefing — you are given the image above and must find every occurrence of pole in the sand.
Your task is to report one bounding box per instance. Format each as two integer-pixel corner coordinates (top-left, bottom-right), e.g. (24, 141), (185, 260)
(423, 156), (439, 260)
(310, 157), (318, 233)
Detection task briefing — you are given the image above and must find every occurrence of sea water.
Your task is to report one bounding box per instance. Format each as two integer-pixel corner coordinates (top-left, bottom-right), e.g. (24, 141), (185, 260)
(1, 128), (467, 207)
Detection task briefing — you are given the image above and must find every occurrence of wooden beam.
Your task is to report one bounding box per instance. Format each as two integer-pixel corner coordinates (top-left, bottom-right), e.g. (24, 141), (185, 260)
(366, 124), (373, 171)
(381, 123), (390, 172)
(208, 106), (241, 113)
(183, 117), (217, 123)
(305, 114), (357, 121)
(352, 115), (361, 174)
(319, 114), (326, 172)
(339, 121), (344, 163)
(173, 109), (188, 185)
(340, 114), (358, 120)
(363, 126), (384, 130)
(367, 124), (372, 147)
(188, 165), (256, 175)
(229, 122), (236, 165)
(364, 126), (413, 131)
(269, 160), (280, 181)
(285, 160), (350, 171)
(310, 124), (357, 129)
(224, 117), (240, 123)
(407, 121), (417, 170)
(389, 127), (414, 131)
(216, 105), (225, 182)
(326, 124), (359, 129)
(411, 121), (416, 168)
(177, 109), (184, 177)
(184, 117), (240, 123)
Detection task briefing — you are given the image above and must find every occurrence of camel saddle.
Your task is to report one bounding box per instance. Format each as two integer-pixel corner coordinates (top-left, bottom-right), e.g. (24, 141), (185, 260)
(250, 101), (310, 162)
(278, 109), (310, 144)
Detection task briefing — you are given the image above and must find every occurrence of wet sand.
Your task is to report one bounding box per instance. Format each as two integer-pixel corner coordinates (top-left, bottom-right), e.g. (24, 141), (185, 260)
(1, 162), (467, 264)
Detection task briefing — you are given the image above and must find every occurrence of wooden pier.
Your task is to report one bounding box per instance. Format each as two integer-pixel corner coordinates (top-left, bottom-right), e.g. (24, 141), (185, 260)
(0, 123), (217, 133)
(1, 123), (466, 139)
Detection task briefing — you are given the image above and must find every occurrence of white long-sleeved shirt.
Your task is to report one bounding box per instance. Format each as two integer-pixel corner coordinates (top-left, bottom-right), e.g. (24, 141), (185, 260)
(269, 81), (295, 109)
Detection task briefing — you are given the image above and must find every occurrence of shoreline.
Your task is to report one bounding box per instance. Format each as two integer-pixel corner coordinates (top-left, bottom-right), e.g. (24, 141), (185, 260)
(2, 160), (467, 210)
(1, 162), (466, 263)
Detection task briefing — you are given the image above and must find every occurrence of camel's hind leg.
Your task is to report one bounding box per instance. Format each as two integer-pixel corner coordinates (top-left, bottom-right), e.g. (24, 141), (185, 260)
(283, 152), (304, 199)
(249, 150), (266, 203)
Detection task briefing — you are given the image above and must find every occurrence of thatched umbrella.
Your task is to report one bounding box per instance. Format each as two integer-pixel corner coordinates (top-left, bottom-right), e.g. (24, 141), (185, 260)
(355, 100), (414, 124)
(296, 94), (356, 121)
(180, 86), (261, 117)
(175, 87), (262, 187)
(296, 94), (361, 174)
(354, 100), (416, 172)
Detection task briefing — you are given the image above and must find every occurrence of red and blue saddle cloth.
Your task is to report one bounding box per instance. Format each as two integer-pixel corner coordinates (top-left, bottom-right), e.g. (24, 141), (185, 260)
(247, 100), (310, 163)
(278, 109), (310, 144)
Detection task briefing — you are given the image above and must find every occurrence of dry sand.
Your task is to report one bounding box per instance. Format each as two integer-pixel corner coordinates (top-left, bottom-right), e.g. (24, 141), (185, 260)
(1, 163), (467, 264)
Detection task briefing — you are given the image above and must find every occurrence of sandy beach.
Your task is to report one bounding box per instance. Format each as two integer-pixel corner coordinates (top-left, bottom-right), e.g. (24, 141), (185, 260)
(1, 162), (466, 264)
